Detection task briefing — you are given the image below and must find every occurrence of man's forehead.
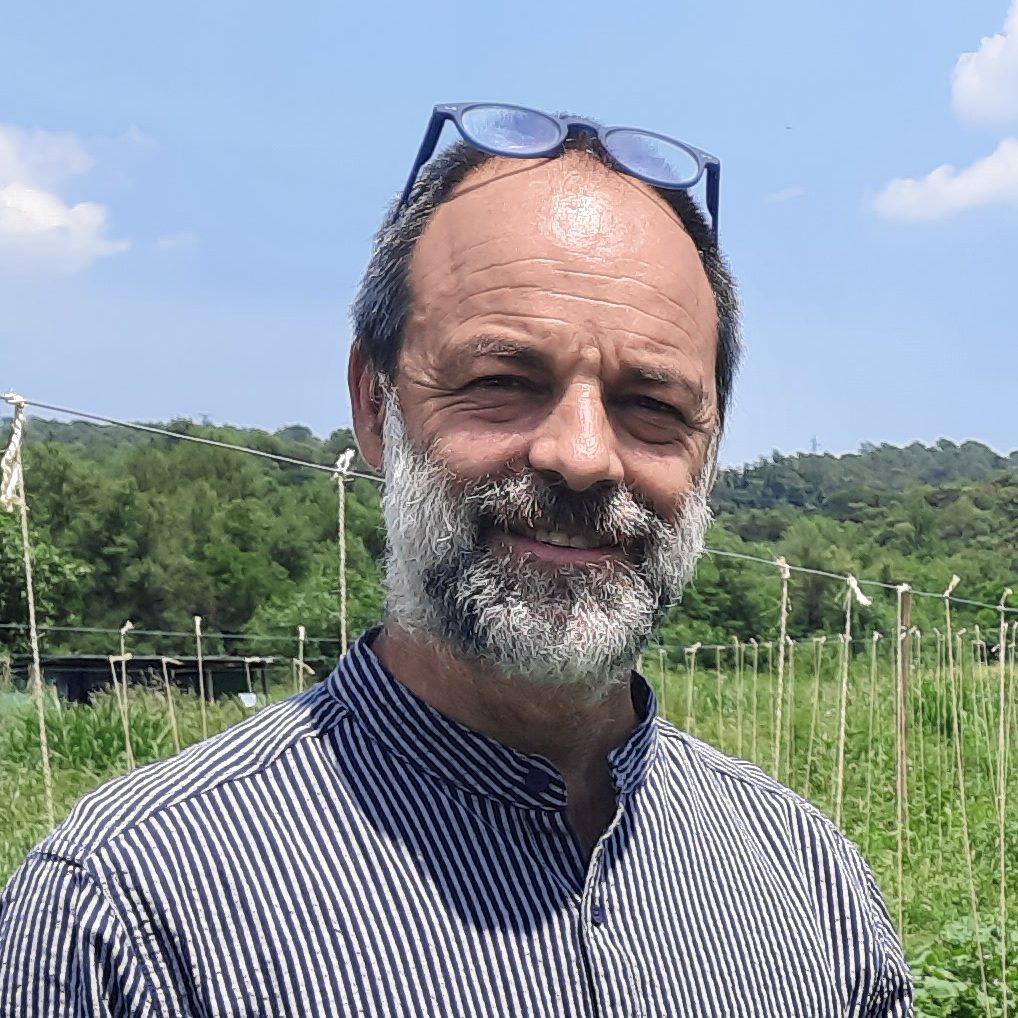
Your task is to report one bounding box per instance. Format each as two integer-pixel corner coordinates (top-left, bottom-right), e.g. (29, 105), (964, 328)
(408, 153), (714, 325)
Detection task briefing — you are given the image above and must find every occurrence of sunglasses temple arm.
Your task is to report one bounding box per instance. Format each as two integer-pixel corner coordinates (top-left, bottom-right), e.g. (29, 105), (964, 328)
(705, 162), (720, 244)
(398, 110), (452, 208)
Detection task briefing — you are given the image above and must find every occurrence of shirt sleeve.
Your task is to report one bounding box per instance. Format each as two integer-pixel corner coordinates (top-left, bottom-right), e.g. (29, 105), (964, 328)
(0, 851), (160, 1018)
(861, 867), (915, 1018)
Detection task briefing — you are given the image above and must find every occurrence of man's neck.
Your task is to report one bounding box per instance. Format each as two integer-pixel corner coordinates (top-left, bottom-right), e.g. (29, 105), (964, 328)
(370, 622), (641, 858)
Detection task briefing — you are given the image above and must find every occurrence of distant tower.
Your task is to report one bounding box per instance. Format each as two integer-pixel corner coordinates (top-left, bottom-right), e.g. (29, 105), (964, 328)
(810, 435), (820, 454)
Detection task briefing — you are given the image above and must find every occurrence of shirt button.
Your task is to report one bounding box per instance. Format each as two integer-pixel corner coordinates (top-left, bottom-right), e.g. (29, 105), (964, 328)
(523, 767), (551, 795)
(591, 903), (606, 926)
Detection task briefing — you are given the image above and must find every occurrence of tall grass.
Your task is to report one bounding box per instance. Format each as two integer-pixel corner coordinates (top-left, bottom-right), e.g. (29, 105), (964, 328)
(1, 648), (1015, 1014)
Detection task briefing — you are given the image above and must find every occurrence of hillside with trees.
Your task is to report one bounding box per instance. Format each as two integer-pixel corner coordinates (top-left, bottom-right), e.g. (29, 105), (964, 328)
(2, 418), (1016, 660)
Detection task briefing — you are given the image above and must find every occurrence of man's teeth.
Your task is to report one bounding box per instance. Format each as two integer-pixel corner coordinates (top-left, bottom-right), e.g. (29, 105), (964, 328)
(509, 524), (607, 549)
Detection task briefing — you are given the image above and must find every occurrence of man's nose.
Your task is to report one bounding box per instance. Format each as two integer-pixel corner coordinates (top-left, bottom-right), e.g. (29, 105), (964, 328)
(527, 383), (625, 492)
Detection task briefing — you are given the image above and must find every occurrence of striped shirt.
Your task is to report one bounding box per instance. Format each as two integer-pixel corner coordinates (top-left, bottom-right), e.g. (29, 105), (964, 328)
(1, 631), (913, 1017)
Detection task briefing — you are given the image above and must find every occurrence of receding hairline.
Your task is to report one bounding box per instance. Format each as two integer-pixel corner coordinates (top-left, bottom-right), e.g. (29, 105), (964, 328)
(431, 148), (696, 242)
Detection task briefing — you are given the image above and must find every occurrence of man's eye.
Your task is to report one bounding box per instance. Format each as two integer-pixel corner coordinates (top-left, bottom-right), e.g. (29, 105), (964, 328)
(471, 376), (532, 391)
(632, 396), (682, 418)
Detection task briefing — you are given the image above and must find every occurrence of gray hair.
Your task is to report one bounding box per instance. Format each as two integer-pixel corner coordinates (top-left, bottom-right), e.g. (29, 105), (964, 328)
(352, 133), (742, 430)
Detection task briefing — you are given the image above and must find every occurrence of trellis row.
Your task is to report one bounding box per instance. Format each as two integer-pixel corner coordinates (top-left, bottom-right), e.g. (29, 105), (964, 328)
(3, 391), (1016, 1012)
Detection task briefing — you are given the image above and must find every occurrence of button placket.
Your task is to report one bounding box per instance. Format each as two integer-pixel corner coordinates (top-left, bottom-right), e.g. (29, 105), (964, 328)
(577, 811), (647, 1018)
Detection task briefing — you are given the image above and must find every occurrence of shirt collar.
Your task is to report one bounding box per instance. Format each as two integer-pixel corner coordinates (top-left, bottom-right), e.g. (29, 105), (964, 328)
(325, 629), (660, 810)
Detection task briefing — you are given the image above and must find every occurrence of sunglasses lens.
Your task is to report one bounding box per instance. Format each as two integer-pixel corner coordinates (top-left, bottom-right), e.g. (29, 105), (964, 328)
(602, 129), (701, 186)
(459, 105), (562, 154)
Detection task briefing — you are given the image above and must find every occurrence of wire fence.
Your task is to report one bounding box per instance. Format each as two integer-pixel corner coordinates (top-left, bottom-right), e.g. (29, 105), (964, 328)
(2, 390), (1016, 1011)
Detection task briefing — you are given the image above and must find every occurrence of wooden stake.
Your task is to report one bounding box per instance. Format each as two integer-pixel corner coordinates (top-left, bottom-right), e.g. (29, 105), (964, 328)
(161, 657), (182, 754)
(749, 639), (760, 765)
(733, 636), (744, 758)
(998, 590), (1012, 1018)
(296, 625), (307, 693)
(335, 450), (354, 655)
(108, 654), (135, 771)
(194, 616), (208, 740)
(897, 587), (912, 838)
(684, 643), (700, 735)
(773, 558), (791, 777)
(657, 647), (668, 722)
(2, 396), (55, 830)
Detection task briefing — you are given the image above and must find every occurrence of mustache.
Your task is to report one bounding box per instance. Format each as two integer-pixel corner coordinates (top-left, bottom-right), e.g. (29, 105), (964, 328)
(457, 472), (671, 549)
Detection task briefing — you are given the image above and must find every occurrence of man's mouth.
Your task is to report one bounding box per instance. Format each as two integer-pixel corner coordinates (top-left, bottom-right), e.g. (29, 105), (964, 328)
(503, 521), (611, 550)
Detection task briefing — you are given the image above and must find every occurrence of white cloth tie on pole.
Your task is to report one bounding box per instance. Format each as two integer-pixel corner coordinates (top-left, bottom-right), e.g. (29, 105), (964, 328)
(847, 575), (872, 607)
(335, 449), (354, 477)
(1, 392), (27, 512)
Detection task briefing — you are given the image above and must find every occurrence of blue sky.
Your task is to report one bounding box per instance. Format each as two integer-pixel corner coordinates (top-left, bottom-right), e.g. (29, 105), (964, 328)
(2, 0), (1017, 467)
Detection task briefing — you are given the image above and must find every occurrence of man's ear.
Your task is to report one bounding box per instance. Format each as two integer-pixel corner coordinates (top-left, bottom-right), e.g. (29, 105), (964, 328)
(348, 343), (385, 471)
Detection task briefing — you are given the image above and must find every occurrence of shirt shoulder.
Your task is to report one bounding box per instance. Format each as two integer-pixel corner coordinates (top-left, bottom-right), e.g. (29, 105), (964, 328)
(652, 719), (883, 904)
(655, 718), (846, 836)
(39, 683), (350, 868)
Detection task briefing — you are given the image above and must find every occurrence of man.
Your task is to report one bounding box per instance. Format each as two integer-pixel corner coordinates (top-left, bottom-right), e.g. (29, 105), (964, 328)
(1, 103), (913, 1016)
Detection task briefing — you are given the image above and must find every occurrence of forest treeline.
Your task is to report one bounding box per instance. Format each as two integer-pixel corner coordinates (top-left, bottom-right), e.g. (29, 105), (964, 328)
(2, 418), (1017, 660)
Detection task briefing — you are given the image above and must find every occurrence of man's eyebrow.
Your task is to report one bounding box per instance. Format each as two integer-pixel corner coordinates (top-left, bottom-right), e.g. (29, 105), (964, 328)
(462, 336), (547, 367)
(623, 363), (712, 411)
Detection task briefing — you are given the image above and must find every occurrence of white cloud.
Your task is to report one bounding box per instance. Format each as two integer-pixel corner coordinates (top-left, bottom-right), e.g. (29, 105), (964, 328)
(0, 123), (129, 274)
(765, 186), (805, 204)
(875, 5), (1018, 222)
(154, 231), (199, 252)
(874, 137), (1018, 220)
(953, 1), (1018, 125)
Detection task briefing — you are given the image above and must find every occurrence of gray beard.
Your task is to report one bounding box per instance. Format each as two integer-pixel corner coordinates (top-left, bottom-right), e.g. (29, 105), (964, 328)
(380, 391), (713, 700)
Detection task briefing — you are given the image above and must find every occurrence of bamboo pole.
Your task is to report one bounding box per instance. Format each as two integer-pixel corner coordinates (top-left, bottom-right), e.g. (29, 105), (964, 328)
(783, 637), (797, 785)
(108, 655), (135, 771)
(943, 578), (990, 1016)
(972, 626), (997, 802)
(998, 589), (1012, 1018)
(894, 583), (912, 938)
(911, 626), (929, 836)
(773, 558), (791, 777)
(296, 625), (307, 693)
(733, 636), (743, 758)
(684, 643), (701, 735)
(833, 577), (870, 827)
(335, 450), (354, 655)
(161, 657), (182, 754)
(804, 636), (826, 802)
(1, 393), (55, 829)
(715, 645), (725, 753)
(658, 647), (668, 722)
(194, 616), (208, 740)
(749, 638), (760, 765)
(896, 586), (912, 843)
(117, 621), (136, 771)
(864, 631), (882, 858)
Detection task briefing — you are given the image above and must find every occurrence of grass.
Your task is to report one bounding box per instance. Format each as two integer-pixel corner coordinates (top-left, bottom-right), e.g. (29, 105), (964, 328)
(1, 646), (1015, 1015)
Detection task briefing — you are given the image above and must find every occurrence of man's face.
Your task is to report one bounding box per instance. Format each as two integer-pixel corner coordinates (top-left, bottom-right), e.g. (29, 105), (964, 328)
(356, 153), (720, 695)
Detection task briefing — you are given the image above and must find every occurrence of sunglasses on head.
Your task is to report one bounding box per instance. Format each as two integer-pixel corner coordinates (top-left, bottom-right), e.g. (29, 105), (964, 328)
(397, 101), (721, 242)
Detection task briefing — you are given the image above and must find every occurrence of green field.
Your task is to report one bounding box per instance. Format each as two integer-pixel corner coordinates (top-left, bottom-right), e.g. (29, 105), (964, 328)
(2, 646), (1016, 1017)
